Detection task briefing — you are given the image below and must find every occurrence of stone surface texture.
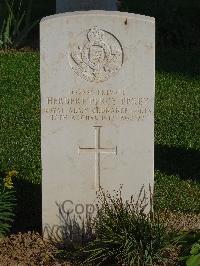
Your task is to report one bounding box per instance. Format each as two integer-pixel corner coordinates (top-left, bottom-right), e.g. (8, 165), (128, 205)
(56, 0), (117, 13)
(40, 11), (155, 238)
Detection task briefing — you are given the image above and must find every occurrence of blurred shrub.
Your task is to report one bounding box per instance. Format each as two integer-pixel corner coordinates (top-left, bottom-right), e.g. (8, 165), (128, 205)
(0, 0), (38, 49)
(0, 170), (17, 237)
(120, 0), (200, 48)
(31, 0), (54, 21)
(185, 241), (200, 266)
(175, 230), (200, 265)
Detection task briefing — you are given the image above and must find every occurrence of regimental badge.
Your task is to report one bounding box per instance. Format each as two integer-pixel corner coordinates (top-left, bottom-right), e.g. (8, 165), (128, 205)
(69, 26), (123, 83)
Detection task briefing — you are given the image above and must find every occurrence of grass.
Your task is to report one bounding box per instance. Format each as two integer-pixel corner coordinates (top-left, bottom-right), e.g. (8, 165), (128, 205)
(0, 49), (199, 231)
(154, 171), (200, 213)
(0, 52), (40, 184)
(155, 70), (200, 149)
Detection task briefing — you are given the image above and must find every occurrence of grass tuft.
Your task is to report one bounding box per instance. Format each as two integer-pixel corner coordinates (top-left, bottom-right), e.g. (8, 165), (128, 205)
(82, 187), (176, 266)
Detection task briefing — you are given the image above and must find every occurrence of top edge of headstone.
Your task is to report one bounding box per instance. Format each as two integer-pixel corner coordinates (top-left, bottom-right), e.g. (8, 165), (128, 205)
(40, 11), (155, 24)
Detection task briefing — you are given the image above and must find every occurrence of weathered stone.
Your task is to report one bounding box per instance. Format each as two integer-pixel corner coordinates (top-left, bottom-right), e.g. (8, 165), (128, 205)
(40, 11), (155, 239)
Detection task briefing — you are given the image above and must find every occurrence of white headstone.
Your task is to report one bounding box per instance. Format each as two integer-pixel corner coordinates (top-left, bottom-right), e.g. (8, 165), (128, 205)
(41, 11), (155, 239)
(56, 0), (117, 13)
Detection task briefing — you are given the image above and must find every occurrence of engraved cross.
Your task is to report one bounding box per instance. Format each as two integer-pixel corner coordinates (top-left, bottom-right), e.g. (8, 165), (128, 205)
(78, 126), (117, 189)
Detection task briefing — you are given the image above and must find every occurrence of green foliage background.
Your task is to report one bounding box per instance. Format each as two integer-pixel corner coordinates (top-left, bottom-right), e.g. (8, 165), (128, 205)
(121, 0), (200, 48)
(0, 50), (199, 223)
(0, 53), (40, 183)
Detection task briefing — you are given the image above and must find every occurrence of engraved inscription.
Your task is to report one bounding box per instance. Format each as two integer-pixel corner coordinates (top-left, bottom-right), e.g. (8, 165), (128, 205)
(78, 126), (117, 189)
(69, 26), (123, 83)
(44, 88), (153, 122)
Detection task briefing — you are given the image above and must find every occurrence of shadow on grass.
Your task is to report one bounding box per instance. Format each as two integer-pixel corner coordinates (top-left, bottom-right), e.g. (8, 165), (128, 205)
(156, 48), (200, 77)
(10, 144), (200, 233)
(155, 144), (200, 181)
(12, 178), (42, 234)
